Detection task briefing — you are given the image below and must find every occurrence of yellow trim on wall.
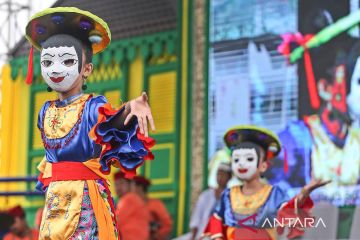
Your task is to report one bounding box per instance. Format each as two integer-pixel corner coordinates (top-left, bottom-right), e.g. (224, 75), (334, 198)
(21, 199), (45, 208)
(148, 191), (175, 199)
(88, 62), (122, 82)
(177, 0), (189, 235)
(104, 90), (122, 108)
(145, 143), (175, 185)
(128, 52), (144, 100)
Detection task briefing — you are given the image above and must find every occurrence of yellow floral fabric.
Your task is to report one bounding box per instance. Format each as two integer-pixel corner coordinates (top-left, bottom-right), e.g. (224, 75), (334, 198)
(37, 156), (52, 179)
(230, 184), (273, 215)
(39, 180), (85, 240)
(37, 159), (118, 240)
(44, 94), (89, 139)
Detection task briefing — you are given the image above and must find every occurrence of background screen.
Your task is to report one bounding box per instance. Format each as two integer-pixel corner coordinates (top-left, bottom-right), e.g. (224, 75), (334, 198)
(208, 0), (360, 206)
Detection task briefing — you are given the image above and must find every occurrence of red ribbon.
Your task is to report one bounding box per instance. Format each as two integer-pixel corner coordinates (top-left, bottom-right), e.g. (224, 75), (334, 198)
(278, 33), (320, 109)
(25, 46), (33, 85)
(283, 147), (288, 174)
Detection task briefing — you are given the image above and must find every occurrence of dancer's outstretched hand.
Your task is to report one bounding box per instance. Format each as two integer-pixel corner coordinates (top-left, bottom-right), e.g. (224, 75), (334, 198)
(297, 178), (331, 205)
(304, 178), (332, 193)
(124, 92), (155, 137)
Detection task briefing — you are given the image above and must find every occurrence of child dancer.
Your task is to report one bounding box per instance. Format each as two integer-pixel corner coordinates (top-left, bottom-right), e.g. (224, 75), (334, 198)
(25, 7), (155, 239)
(204, 126), (330, 240)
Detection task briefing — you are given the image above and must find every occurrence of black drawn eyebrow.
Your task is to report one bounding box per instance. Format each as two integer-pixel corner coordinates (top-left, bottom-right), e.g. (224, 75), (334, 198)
(42, 53), (55, 57)
(59, 53), (76, 57)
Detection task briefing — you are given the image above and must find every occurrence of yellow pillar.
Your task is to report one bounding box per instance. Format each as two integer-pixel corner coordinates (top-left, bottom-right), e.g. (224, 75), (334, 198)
(0, 64), (30, 208)
(128, 52), (144, 100)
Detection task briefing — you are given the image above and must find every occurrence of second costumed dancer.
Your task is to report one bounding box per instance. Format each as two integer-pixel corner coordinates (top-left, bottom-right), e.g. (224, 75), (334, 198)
(203, 126), (330, 240)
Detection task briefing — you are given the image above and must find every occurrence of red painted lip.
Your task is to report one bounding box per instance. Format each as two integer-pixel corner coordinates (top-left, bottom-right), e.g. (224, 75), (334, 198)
(238, 168), (248, 174)
(50, 76), (65, 83)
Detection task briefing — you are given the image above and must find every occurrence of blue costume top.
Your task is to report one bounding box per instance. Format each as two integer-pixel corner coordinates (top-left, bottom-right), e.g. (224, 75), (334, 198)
(36, 94), (151, 191)
(214, 185), (289, 229)
(37, 95), (105, 163)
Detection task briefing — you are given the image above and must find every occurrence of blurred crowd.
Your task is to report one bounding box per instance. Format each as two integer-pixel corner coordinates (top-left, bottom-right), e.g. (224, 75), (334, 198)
(114, 173), (173, 240)
(0, 164), (233, 240)
(0, 205), (40, 240)
(187, 163), (232, 240)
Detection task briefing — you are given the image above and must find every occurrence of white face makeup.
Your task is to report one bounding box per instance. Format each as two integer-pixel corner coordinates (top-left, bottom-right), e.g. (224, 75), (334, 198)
(347, 57), (360, 118)
(231, 148), (258, 180)
(40, 46), (80, 92)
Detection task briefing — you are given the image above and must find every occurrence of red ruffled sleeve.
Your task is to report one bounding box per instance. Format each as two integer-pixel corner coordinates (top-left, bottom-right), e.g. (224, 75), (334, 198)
(277, 196), (314, 239)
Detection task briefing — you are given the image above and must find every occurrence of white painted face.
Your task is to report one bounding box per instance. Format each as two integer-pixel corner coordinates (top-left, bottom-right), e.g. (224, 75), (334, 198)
(347, 57), (360, 118)
(231, 148), (258, 180)
(40, 46), (80, 92)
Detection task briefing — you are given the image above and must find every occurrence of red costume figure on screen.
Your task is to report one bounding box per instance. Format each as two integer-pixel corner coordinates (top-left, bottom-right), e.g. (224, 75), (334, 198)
(272, 30), (360, 203)
(203, 126), (330, 240)
(24, 7), (156, 240)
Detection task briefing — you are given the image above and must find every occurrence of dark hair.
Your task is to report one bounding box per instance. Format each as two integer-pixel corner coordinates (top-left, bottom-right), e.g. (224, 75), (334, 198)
(231, 141), (265, 165)
(135, 181), (149, 193)
(41, 34), (93, 72)
(0, 212), (14, 231)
